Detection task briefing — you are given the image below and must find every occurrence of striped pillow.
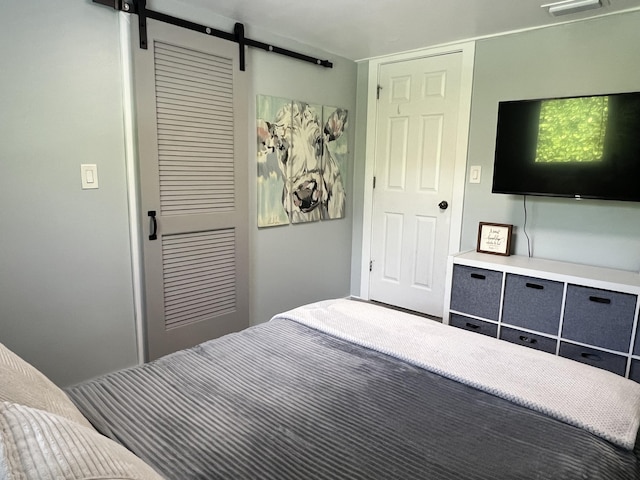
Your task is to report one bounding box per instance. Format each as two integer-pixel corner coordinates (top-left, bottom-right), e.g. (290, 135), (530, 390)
(0, 342), (93, 429)
(0, 402), (164, 480)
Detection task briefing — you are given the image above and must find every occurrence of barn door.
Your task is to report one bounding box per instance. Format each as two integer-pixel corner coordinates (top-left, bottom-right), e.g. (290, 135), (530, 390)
(369, 52), (464, 317)
(132, 19), (249, 361)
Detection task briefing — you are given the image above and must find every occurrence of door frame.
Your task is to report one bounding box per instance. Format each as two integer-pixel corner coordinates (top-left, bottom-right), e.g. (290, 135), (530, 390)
(120, 12), (146, 364)
(358, 42), (476, 310)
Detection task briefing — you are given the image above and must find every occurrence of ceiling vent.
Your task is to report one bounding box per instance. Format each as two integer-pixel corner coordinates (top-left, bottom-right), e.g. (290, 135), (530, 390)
(542, 0), (603, 16)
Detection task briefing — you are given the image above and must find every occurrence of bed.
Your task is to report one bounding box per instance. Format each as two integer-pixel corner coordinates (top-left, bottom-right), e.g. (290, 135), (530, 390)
(2, 298), (640, 479)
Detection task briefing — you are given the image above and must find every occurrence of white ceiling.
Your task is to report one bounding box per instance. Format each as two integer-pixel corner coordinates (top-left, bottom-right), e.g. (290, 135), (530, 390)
(173, 0), (640, 60)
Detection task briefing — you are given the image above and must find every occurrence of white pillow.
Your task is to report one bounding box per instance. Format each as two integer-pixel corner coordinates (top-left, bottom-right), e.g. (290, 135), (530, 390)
(0, 342), (93, 429)
(0, 402), (165, 480)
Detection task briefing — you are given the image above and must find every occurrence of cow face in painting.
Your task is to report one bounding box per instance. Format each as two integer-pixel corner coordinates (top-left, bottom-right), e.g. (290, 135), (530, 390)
(258, 102), (347, 222)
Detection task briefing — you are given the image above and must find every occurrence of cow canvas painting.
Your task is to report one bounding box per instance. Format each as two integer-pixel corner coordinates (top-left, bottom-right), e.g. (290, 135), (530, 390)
(285, 100), (325, 224)
(322, 105), (348, 220)
(256, 95), (348, 227)
(257, 95), (291, 227)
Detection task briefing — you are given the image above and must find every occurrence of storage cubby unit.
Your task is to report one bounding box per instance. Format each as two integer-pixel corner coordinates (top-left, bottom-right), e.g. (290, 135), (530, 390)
(444, 251), (640, 382)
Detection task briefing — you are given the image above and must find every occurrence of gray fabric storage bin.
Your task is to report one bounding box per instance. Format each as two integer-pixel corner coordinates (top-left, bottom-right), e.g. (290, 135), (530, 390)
(561, 285), (636, 353)
(501, 274), (563, 335)
(449, 313), (498, 338)
(499, 326), (557, 354)
(559, 342), (627, 376)
(630, 359), (640, 383)
(450, 265), (502, 321)
(634, 318), (640, 356)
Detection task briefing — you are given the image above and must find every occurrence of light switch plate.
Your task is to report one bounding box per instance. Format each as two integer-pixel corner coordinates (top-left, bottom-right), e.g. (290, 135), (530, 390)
(469, 165), (481, 184)
(81, 164), (99, 189)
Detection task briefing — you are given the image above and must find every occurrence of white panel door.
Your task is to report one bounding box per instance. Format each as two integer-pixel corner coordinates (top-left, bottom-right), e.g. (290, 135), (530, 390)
(369, 53), (463, 316)
(133, 19), (249, 360)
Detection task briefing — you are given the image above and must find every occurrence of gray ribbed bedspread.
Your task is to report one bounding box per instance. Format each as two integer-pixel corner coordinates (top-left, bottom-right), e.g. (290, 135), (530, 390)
(67, 319), (640, 479)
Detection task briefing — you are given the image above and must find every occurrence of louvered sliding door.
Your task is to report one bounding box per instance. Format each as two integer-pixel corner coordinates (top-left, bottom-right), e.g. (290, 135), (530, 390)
(133, 19), (248, 361)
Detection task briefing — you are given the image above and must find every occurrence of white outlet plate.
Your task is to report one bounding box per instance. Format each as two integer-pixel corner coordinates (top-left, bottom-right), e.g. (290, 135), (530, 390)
(469, 165), (481, 184)
(81, 164), (99, 189)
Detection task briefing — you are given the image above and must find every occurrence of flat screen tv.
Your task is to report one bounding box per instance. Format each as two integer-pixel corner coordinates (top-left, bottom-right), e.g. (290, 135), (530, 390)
(492, 91), (640, 202)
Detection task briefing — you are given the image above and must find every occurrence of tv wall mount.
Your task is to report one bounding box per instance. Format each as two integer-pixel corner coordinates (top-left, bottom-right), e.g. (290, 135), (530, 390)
(93, 0), (333, 71)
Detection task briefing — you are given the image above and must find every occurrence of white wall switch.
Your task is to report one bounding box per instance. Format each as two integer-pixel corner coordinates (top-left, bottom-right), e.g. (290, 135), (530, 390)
(81, 164), (99, 189)
(469, 165), (481, 184)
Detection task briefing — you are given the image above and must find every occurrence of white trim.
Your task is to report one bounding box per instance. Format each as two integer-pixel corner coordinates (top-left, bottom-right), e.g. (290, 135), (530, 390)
(449, 42), (475, 257)
(358, 59), (380, 301)
(355, 7), (640, 64)
(119, 13), (145, 365)
(358, 42), (476, 314)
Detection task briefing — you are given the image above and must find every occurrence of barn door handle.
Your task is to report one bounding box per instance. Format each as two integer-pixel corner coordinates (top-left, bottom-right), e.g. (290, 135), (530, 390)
(148, 210), (157, 241)
(438, 200), (449, 210)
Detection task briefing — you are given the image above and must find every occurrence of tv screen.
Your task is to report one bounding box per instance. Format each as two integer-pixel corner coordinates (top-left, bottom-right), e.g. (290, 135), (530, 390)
(492, 92), (640, 202)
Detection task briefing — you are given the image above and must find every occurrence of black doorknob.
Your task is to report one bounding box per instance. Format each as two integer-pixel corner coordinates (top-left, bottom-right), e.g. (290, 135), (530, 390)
(438, 200), (449, 210)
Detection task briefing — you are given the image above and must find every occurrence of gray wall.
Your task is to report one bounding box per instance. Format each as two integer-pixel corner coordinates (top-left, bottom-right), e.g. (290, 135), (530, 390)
(462, 12), (640, 271)
(247, 45), (357, 324)
(0, 0), (356, 385)
(0, 1), (138, 386)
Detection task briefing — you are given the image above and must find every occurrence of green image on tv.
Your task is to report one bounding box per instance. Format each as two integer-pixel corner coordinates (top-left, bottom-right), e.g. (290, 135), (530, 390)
(535, 96), (608, 163)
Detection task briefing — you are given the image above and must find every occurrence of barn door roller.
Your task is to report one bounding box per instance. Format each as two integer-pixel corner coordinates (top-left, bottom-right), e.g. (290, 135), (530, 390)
(93, 0), (333, 71)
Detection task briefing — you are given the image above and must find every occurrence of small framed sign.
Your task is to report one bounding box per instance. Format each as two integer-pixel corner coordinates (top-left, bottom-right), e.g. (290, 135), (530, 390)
(477, 222), (513, 256)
